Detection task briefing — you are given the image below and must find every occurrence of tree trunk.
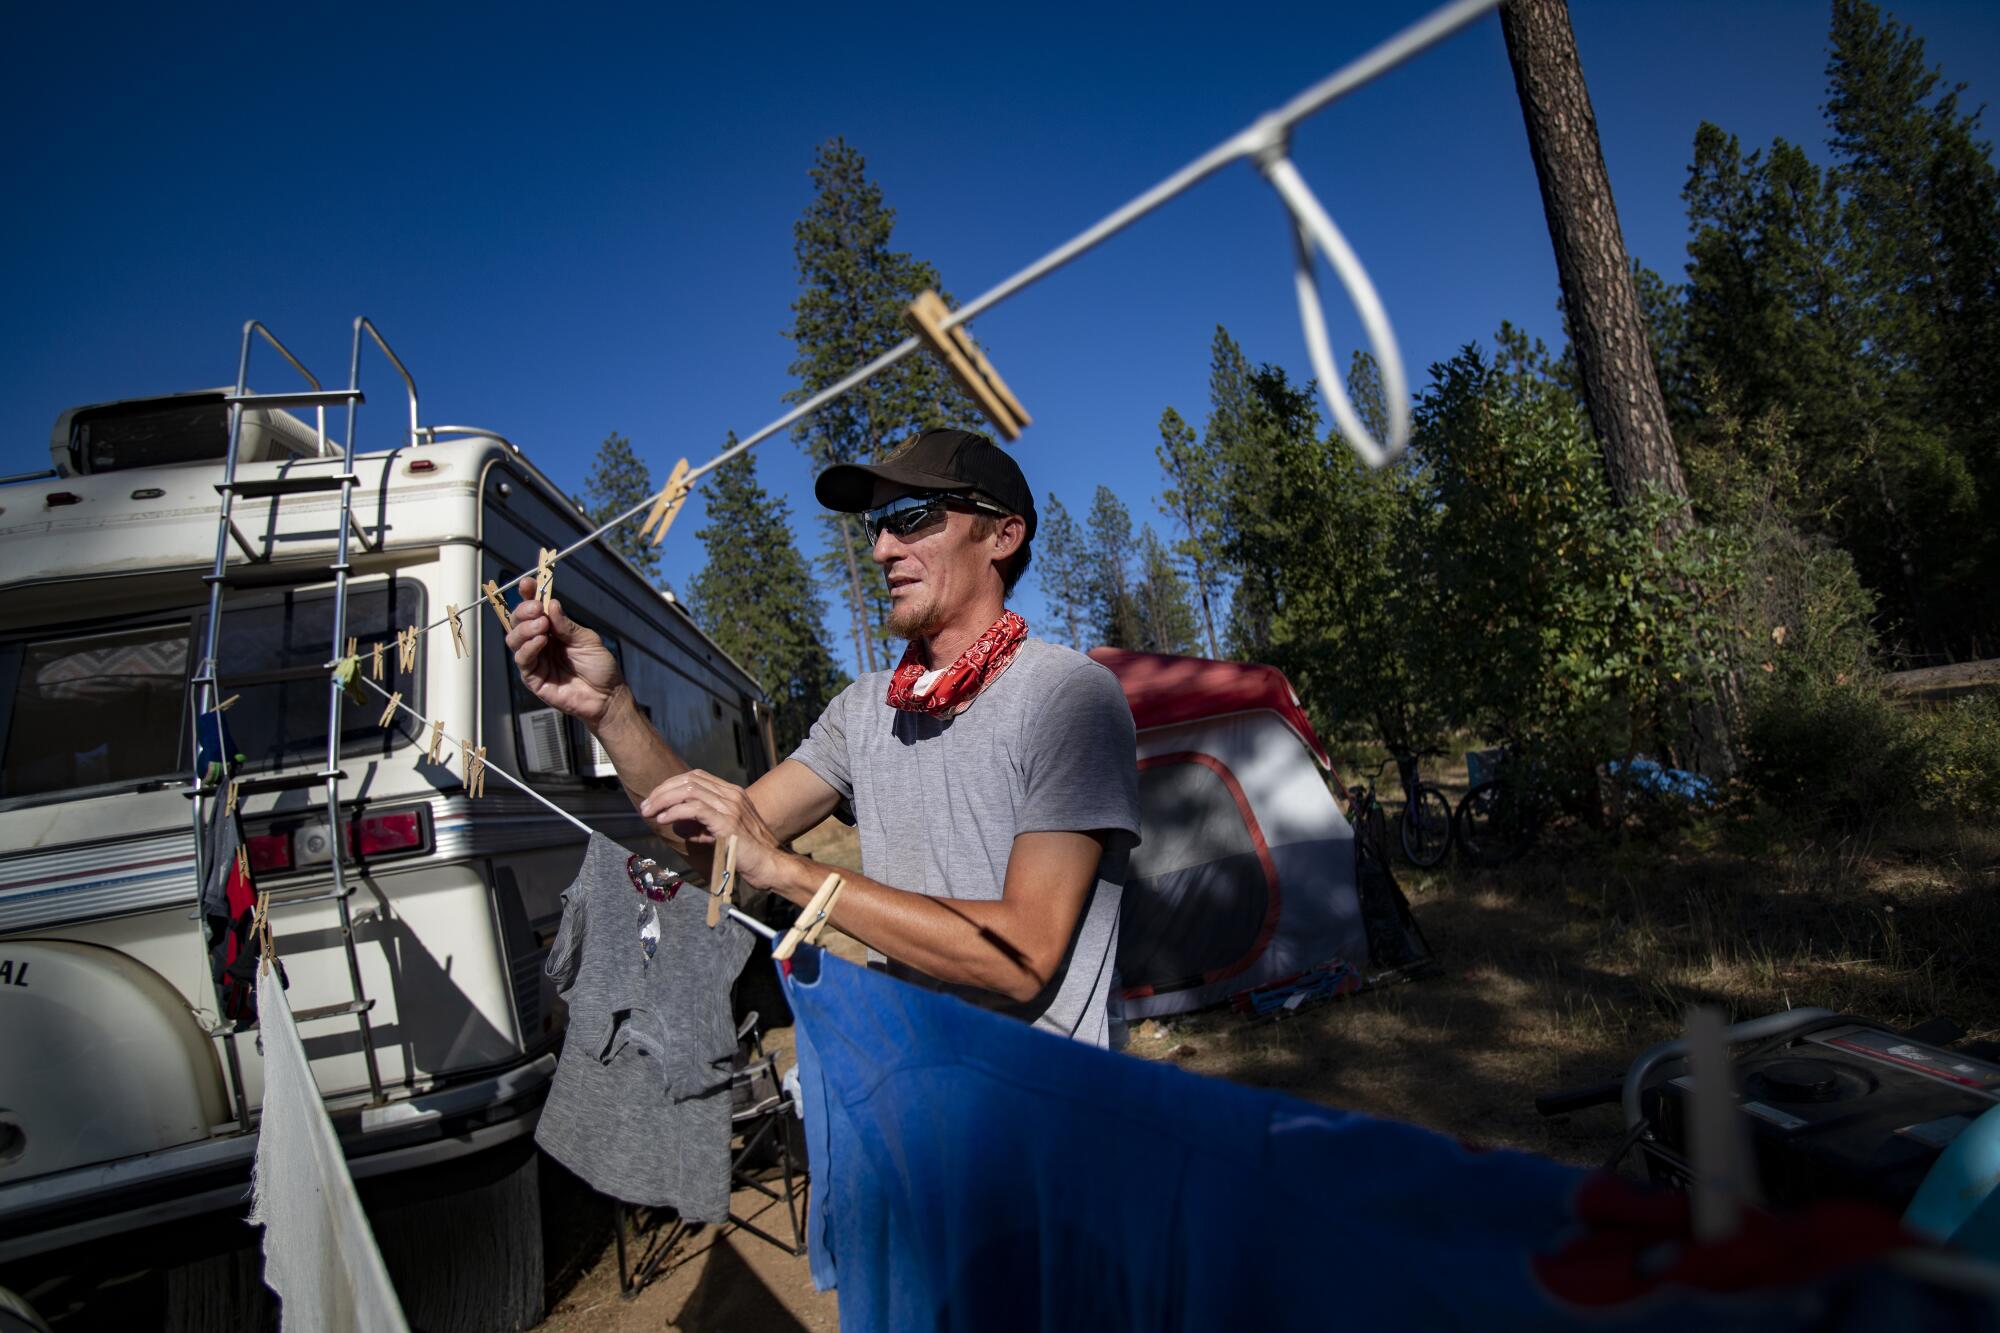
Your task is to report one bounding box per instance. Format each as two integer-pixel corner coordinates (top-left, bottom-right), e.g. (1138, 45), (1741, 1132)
(838, 515), (876, 673)
(1499, 0), (1689, 519)
(1500, 0), (1740, 775)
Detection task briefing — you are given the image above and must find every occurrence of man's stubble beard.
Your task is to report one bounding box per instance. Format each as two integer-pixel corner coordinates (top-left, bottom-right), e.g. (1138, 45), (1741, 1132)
(886, 596), (945, 644)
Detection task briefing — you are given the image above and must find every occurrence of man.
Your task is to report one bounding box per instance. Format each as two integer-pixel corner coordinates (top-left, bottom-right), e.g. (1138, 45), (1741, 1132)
(506, 428), (1140, 1046)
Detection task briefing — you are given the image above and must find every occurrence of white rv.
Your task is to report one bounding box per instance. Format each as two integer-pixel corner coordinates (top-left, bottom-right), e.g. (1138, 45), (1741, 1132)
(0, 330), (773, 1317)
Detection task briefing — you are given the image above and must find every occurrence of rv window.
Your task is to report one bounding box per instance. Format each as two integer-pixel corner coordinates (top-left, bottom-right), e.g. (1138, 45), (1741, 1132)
(195, 581), (424, 772)
(70, 399), (231, 474)
(0, 624), (191, 798)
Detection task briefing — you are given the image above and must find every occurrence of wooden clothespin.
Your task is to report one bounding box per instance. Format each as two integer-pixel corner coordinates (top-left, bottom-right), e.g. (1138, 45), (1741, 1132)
(532, 547), (559, 606)
(904, 289), (1032, 441)
(236, 844), (252, 883)
(371, 642), (386, 680)
(427, 719), (446, 764)
(446, 603), (467, 659)
(773, 872), (844, 961)
(639, 458), (693, 549)
(462, 740), (487, 798)
(347, 637), (358, 660)
(708, 834), (738, 929)
(482, 580), (513, 632)
(226, 779), (240, 816)
(253, 888), (273, 977)
(377, 690), (402, 729)
(216, 693), (241, 713)
(396, 626), (419, 674)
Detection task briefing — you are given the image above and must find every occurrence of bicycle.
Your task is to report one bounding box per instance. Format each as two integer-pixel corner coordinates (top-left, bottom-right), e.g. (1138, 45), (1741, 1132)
(1341, 759), (1392, 867)
(1392, 750), (1454, 868)
(1454, 745), (1546, 866)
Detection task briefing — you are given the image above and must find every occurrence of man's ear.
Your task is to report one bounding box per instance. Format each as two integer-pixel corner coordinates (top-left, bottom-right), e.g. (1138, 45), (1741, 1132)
(991, 513), (1026, 559)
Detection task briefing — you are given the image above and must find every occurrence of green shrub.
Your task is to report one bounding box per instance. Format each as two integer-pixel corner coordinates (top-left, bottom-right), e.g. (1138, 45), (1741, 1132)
(1743, 677), (1926, 824)
(1912, 694), (2000, 819)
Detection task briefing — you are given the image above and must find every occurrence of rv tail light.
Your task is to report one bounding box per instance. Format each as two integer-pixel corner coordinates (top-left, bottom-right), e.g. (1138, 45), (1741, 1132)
(45, 492), (81, 507)
(405, 459), (438, 474)
(348, 810), (424, 857)
(245, 832), (294, 874)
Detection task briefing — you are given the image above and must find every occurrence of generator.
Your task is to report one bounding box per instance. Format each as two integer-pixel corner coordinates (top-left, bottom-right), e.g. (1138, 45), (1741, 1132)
(1539, 1011), (2000, 1219)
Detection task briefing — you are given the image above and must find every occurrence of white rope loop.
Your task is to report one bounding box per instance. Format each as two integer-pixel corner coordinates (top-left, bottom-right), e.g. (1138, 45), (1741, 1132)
(1260, 154), (1411, 468)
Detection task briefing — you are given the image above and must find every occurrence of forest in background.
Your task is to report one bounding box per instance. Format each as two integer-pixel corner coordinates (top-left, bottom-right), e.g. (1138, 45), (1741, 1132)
(577, 0), (2000, 822)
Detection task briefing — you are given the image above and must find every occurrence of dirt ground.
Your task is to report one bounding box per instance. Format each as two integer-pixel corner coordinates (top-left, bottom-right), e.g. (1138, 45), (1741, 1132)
(536, 780), (2000, 1329)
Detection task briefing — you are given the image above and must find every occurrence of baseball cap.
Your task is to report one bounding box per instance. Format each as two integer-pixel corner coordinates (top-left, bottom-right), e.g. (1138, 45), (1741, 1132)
(815, 428), (1037, 539)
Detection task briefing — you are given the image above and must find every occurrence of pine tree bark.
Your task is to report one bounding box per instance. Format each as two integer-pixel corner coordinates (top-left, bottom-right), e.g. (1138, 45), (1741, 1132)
(1499, 0), (1690, 520)
(1500, 0), (1740, 776)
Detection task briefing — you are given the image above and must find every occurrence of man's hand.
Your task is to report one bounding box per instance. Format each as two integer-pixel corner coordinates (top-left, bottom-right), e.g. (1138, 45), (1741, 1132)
(639, 769), (791, 890)
(506, 574), (623, 729)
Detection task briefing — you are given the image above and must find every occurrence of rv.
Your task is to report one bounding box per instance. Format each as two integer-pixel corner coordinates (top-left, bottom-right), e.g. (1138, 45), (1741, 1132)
(0, 326), (774, 1317)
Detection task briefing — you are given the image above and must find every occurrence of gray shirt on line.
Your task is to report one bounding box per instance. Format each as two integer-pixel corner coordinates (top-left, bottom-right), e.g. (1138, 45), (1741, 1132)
(536, 833), (754, 1221)
(788, 637), (1141, 1048)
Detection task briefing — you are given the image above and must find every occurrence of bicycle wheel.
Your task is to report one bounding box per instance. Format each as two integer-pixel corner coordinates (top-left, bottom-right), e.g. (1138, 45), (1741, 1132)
(1455, 780), (1533, 866)
(1398, 783), (1454, 867)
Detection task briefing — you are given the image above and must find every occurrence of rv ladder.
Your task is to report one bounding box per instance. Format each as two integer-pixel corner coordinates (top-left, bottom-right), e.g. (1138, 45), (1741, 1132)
(188, 319), (422, 1127)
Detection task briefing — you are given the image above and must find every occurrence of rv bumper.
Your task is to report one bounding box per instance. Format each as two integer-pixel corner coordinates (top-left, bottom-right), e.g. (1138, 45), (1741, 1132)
(0, 1053), (555, 1262)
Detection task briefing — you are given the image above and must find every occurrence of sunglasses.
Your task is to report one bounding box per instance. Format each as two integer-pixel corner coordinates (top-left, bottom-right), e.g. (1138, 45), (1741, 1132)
(862, 491), (1011, 544)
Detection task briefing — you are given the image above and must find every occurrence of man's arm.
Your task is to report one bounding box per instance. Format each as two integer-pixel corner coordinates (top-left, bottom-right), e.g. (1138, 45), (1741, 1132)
(638, 769), (1104, 1003)
(505, 580), (838, 870)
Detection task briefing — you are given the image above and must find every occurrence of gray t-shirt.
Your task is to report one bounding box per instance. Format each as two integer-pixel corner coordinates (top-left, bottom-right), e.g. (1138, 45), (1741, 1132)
(536, 833), (755, 1220)
(788, 637), (1140, 1047)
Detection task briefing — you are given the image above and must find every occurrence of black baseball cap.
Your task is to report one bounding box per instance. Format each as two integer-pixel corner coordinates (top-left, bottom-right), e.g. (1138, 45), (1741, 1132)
(815, 428), (1037, 540)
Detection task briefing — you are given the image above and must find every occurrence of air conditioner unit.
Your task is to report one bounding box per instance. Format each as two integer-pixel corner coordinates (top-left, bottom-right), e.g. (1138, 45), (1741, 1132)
(518, 707), (572, 778)
(583, 729), (618, 779)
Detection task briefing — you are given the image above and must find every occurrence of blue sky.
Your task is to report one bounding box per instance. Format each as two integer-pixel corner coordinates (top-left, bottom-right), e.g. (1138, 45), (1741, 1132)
(4, 1), (1996, 671)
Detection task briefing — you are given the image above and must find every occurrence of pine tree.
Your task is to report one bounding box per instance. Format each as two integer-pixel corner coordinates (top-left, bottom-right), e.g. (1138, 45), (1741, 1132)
(1154, 407), (1225, 658)
(1033, 493), (1090, 651)
(1680, 0), (2000, 651)
(786, 137), (983, 672)
(581, 432), (662, 583)
(1133, 525), (1203, 656)
(1085, 486), (1144, 650)
(687, 440), (846, 754)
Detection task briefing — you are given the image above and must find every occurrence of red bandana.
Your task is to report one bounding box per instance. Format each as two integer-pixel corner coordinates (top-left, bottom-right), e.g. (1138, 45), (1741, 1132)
(885, 611), (1029, 717)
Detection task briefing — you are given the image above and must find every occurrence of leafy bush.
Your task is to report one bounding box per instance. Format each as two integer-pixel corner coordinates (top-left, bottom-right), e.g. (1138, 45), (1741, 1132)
(1912, 694), (2000, 820)
(1743, 677), (1925, 823)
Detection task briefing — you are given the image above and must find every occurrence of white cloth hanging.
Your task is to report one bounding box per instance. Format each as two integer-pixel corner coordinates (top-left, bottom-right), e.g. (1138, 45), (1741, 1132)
(247, 977), (410, 1332)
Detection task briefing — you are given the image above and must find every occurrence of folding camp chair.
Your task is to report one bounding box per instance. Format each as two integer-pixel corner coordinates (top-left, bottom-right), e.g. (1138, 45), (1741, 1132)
(612, 1011), (809, 1298)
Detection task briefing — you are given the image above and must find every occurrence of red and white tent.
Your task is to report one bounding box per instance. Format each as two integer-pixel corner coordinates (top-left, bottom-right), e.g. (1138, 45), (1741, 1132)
(1091, 648), (1430, 1020)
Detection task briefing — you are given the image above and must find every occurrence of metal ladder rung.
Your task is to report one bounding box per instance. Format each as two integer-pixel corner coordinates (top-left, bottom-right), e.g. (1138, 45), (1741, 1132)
(269, 884), (359, 908)
(219, 475), (358, 497)
(292, 999), (375, 1023)
(235, 769), (348, 796)
(224, 389), (365, 411)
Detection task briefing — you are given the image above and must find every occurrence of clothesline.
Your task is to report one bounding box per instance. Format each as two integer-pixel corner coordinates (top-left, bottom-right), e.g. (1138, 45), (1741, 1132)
(366, 0), (1498, 649)
(351, 674), (780, 944)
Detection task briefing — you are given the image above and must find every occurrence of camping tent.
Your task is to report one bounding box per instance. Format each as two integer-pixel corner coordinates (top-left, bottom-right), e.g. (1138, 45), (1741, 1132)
(1091, 648), (1430, 1020)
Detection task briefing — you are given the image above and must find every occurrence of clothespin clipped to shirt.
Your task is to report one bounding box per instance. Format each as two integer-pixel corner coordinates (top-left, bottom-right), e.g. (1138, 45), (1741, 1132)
(377, 690), (403, 729)
(904, 289), (1032, 441)
(216, 694), (240, 713)
(483, 580), (513, 632)
(347, 637), (358, 660)
(396, 626), (419, 674)
(462, 740), (487, 798)
(225, 779), (240, 816)
(773, 872), (844, 962)
(427, 719), (447, 764)
(639, 458), (692, 548)
(253, 888), (273, 977)
(370, 642), (386, 680)
(236, 843), (251, 885)
(708, 834), (738, 929)
(446, 603), (468, 659)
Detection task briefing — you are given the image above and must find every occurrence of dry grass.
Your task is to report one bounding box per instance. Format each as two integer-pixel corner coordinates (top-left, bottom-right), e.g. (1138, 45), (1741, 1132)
(1134, 796), (2000, 1167)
